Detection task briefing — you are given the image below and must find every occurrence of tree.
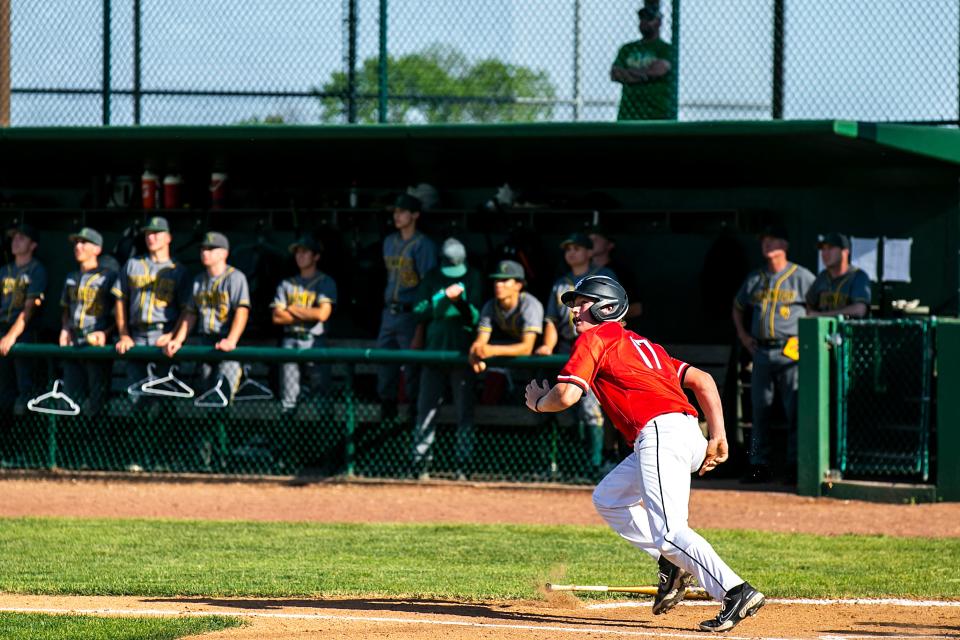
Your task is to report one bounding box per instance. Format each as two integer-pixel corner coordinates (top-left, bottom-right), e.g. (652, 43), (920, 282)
(317, 45), (557, 124)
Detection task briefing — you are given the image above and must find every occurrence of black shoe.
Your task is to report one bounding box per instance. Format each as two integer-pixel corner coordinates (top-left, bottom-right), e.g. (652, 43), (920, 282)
(698, 582), (765, 632)
(652, 556), (694, 615)
(740, 465), (772, 484)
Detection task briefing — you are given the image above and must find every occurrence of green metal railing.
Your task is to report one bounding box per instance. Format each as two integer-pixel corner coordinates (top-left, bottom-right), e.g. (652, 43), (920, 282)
(0, 344), (615, 484)
(835, 319), (936, 481)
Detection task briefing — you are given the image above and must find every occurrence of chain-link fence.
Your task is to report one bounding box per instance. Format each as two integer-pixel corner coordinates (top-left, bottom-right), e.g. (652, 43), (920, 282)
(835, 319), (936, 482)
(0, 344), (610, 484)
(5, 1), (959, 126)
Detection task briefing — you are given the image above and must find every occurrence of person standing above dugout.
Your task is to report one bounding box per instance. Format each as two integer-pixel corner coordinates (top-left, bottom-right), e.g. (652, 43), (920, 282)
(59, 227), (118, 416)
(113, 216), (192, 401)
(806, 232), (870, 318)
(536, 232), (617, 478)
(163, 232), (250, 401)
(272, 233), (337, 412)
(468, 260), (544, 377)
(377, 193), (438, 423)
(524, 275), (765, 633)
(732, 225), (815, 484)
(0, 223), (47, 415)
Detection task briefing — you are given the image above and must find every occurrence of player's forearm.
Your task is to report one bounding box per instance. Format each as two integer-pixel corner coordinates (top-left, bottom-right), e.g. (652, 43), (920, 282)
(541, 321), (558, 352)
(685, 369), (725, 440)
(225, 307), (249, 344)
(534, 382), (581, 413)
(171, 312), (196, 343)
(731, 306), (749, 339)
(4, 310), (29, 341)
(114, 299), (130, 337)
(485, 337), (536, 358)
(272, 308), (295, 325)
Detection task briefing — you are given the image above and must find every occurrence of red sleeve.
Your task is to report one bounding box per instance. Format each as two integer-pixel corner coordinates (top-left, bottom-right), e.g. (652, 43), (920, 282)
(670, 357), (691, 386)
(557, 332), (603, 393)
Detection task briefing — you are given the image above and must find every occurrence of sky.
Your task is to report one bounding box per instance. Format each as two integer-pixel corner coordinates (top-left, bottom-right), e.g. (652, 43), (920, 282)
(8, 0), (960, 126)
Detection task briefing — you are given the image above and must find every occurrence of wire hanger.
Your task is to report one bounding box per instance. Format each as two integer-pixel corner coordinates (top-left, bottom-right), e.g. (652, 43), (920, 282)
(234, 365), (274, 402)
(27, 380), (80, 416)
(141, 365), (195, 398)
(127, 362), (159, 396)
(194, 376), (229, 408)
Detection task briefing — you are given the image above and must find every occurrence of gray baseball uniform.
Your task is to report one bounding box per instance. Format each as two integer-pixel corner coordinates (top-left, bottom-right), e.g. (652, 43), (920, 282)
(188, 266), (251, 398)
(0, 259), (46, 411)
(805, 267), (872, 313)
(112, 256), (192, 401)
(60, 265), (118, 415)
(377, 231), (438, 407)
(734, 261), (816, 469)
(477, 292), (544, 343)
(545, 266), (616, 473)
(272, 272), (338, 409)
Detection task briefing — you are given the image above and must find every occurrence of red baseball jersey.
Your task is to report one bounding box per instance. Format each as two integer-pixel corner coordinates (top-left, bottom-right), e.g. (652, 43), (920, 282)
(557, 322), (697, 444)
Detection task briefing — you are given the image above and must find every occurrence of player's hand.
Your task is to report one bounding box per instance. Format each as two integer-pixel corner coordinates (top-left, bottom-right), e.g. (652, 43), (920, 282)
(86, 331), (107, 347)
(162, 339), (183, 358)
(215, 337), (238, 352)
(0, 334), (16, 357)
(698, 436), (729, 476)
(444, 284), (464, 300)
(534, 345), (554, 356)
(155, 332), (173, 348)
(59, 329), (74, 347)
(116, 334), (135, 354)
(525, 379), (551, 413)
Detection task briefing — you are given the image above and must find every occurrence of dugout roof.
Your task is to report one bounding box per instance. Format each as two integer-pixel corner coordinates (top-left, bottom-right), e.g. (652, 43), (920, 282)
(1, 120), (958, 190)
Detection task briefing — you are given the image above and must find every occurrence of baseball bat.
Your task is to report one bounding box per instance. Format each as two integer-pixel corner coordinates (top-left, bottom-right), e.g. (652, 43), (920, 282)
(545, 583), (710, 599)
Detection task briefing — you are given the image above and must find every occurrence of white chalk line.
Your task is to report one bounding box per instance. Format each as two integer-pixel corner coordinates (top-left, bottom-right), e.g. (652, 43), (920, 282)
(1, 605), (956, 640)
(586, 598), (960, 610)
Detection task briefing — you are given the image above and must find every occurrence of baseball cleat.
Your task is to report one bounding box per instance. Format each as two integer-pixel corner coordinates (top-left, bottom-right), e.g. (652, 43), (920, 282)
(652, 556), (694, 615)
(698, 582), (765, 632)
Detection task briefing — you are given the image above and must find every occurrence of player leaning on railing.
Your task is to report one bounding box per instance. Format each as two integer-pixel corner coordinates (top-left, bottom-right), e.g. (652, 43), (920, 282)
(524, 275), (765, 633)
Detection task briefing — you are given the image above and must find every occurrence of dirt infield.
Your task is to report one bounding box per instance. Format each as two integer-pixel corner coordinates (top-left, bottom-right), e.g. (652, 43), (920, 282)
(1, 475), (958, 639)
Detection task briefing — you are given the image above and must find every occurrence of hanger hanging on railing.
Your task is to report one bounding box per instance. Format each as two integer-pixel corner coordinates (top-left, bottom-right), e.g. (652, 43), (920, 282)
(141, 365), (195, 398)
(234, 365), (274, 402)
(127, 362), (159, 397)
(194, 376), (229, 408)
(27, 380), (81, 416)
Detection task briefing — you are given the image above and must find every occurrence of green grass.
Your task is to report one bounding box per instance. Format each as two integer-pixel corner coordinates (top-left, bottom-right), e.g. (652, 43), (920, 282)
(0, 517), (957, 600)
(0, 612), (240, 640)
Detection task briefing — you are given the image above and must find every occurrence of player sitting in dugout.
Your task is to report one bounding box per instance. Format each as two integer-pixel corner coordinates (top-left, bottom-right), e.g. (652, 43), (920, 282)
(468, 260), (544, 402)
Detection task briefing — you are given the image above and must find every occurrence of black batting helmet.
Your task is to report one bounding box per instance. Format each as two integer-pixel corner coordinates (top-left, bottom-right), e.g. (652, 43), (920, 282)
(560, 275), (629, 323)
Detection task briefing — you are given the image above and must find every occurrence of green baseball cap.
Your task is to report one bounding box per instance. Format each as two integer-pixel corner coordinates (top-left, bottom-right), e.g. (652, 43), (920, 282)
(288, 234), (323, 254)
(68, 227), (103, 247)
(142, 216), (170, 233)
(6, 223), (38, 242)
(200, 231), (230, 250)
(559, 232), (593, 250)
(489, 259), (525, 282)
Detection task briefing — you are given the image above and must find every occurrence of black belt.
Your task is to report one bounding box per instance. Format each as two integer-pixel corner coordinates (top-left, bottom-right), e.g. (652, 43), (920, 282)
(386, 302), (413, 314)
(757, 339), (788, 348)
(134, 323), (166, 332)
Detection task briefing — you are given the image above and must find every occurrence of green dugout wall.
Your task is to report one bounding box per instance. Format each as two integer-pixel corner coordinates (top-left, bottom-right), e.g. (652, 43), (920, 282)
(0, 120), (958, 343)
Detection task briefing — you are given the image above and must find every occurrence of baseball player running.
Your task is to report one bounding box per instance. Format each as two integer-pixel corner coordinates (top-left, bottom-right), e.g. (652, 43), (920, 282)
(162, 232), (250, 399)
(524, 275), (764, 632)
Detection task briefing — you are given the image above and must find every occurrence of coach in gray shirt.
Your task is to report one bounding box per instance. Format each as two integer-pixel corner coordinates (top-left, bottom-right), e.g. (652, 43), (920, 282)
(732, 225), (815, 484)
(163, 232), (250, 400)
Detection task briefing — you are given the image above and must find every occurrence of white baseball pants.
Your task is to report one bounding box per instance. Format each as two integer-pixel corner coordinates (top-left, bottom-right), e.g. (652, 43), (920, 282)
(592, 412), (742, 600)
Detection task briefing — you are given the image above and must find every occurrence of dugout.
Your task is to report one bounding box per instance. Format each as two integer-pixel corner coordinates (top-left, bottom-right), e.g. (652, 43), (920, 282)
(0, 120), (959, 491)
(0, 120), (957, 346)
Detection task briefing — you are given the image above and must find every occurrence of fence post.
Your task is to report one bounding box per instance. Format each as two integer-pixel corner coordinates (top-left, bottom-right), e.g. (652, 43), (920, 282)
(133, 0), (142, 124)
(771, 0), (785, 119)
(669, 0), (680, 119)
(0, 0), (10, 127)
(378, 0), (388, 123)
(46, 415), (57, 470)
(346, 0), (359, 124)
(937, 320), (960, 500)
(797, 316), (834, 496)
(101, 0), (111, 125)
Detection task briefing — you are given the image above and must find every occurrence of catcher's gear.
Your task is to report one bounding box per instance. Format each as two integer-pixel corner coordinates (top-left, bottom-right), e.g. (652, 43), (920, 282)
(560, 275), (629, 323)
